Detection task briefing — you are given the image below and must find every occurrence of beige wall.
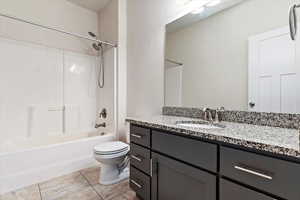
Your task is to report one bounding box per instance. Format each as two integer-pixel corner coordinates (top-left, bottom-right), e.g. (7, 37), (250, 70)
(166, 0), (296, 110)
(98, 0), (118, 44)
(126, 0), (180, 117)
(117, 0), (128, 141)
(0, 0), (98, 54)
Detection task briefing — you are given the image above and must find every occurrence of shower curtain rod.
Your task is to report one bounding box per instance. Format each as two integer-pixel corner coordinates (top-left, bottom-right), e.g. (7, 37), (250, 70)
(0, 13), (117, 47)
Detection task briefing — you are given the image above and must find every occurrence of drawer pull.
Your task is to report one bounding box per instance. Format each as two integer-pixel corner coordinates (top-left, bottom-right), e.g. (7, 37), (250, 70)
(131, 134), (143, 139)
(234, 166), (273, 180)
(131, 155), (143, 162)
(130, 179), (142, 189)
(150, 158), (153, 177)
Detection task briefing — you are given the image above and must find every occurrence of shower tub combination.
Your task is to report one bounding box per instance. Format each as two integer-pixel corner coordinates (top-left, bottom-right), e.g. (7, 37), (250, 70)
(0, 13), (118, 194)
(0, 132), (114, 194)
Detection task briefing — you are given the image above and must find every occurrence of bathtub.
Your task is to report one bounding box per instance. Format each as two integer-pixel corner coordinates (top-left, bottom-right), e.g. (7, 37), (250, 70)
(0, 132), (115, 194)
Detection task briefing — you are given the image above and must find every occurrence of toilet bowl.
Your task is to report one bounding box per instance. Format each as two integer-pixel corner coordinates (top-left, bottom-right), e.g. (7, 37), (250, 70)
(94, 141), (130, 185)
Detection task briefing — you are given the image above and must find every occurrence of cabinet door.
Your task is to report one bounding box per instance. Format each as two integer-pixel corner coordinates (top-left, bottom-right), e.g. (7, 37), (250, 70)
(220, 179), (275, 200)
(151, 153), (216, 200)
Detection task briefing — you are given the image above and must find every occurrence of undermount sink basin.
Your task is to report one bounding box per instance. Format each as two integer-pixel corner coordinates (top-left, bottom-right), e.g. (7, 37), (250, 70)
(176, 121), (225, 129)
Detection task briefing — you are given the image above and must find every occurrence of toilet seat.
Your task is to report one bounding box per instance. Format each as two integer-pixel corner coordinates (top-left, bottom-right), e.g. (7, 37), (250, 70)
(94, 149), (129, 159)
(94, 141), (129, 155)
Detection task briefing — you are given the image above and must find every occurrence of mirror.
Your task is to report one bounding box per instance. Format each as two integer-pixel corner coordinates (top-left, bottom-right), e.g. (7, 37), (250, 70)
(165, 0), (300, 114)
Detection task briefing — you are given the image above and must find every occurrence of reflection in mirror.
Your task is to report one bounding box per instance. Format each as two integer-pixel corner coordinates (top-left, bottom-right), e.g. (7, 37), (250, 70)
(165, 0), (300, 114)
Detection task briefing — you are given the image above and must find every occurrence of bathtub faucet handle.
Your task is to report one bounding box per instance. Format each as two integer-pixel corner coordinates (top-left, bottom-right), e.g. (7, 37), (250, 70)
(99, 108), (107, 119)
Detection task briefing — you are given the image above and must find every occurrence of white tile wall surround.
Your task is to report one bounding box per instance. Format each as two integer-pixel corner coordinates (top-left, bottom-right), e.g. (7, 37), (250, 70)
(0, 37), (101, 143)
(64, 51), (98, 134)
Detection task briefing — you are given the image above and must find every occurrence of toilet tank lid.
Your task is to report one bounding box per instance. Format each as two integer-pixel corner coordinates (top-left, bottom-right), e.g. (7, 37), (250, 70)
(94, 141), (129, 153)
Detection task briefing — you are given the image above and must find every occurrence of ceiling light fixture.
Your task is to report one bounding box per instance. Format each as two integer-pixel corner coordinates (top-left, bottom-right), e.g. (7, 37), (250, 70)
(206, 0), (221, 7)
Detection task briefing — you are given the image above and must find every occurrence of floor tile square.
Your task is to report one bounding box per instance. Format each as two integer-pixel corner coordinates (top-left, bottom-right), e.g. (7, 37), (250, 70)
(1, 167), (139, 200)
(41, 186), (102, 200)
(0, 185), (41, 200)
(39, 172), (101, 200)
(93, 180), (134, 200)
(80, 166), (100, 185)
(107, 189), (140, 200)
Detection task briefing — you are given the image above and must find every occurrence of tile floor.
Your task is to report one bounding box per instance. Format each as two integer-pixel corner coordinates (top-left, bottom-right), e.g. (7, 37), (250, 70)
(0, 167), (140, 200)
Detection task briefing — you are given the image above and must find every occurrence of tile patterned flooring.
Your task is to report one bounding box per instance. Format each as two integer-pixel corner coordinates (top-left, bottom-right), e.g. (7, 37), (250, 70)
(0, 167), (140, 200)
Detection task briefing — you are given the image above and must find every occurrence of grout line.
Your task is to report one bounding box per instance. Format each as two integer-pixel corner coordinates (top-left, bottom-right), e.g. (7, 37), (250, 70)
(37, 184), (43, 200)
(79, 171), (104, 200)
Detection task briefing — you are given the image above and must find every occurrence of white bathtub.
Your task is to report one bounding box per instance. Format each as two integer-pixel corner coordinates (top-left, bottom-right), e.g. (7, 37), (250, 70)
(0, 133), (115, 194)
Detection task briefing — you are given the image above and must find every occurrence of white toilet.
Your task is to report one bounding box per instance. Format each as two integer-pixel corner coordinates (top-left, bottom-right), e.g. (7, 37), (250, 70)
(94, 141), (130, 185)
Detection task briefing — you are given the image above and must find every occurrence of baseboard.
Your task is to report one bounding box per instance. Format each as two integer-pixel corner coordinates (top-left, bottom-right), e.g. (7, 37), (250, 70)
(0, 156), (99, 194)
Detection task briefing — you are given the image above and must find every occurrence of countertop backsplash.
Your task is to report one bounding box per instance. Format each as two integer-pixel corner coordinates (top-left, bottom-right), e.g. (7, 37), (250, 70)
(163, 107), (300, 130)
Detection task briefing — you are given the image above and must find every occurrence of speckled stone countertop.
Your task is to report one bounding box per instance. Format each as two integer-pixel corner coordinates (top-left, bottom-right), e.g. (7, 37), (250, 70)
(126, 115), (300, 160)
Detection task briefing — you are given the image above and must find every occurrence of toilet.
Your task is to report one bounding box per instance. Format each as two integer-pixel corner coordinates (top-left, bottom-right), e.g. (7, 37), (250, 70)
(94, 141), (130, 185)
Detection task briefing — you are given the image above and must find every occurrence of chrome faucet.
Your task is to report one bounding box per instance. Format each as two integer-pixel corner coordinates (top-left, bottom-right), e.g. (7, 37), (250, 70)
(203, 107), (225, 123)
(203, 108), (213, 122)
(95, 122), (106, 129)
(215, 107), (225, 123)
(95, 108), (107, 129)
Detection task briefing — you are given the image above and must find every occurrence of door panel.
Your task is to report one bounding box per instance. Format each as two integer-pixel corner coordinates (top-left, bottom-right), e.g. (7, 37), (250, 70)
(165, 66), (182, 106)
(152, 153), (216, 200)
(249, 27), (300, 113)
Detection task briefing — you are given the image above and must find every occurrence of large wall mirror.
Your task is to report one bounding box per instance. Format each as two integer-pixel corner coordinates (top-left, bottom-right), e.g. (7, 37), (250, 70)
(164, 0), (300, 114)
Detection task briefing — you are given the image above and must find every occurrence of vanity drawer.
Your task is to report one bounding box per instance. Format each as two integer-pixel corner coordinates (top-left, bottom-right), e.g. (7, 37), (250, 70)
(220, 179), (274, 200)
(130, 143), (151, 175)
(152, 130), (217, 172)
(130, 125), (151, 148)
(130, 166), (151, 200)
(220, 147), (300, 200)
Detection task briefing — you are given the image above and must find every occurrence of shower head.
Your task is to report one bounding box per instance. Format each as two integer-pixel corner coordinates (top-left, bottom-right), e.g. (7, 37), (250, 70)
(92, 43), (100, 51)
(88, 31), (102, 51)
(88, 31), (97, 38)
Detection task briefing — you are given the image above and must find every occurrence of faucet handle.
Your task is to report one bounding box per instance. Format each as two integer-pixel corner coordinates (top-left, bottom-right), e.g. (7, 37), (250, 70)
(99, 108), (107, 119)
(215, 107), (225, 123)
(202, 108), (208, 121)
(208, 111), (213, 122)
(218, 107), (225, 111)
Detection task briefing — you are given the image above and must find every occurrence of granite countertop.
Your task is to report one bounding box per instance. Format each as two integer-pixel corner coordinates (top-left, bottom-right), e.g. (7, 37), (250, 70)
(126, 115), (300, 159)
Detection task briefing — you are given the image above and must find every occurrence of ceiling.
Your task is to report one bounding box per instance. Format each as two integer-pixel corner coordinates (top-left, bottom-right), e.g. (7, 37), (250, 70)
(167, 0), (247, 33)
(67, 0), (111, 12)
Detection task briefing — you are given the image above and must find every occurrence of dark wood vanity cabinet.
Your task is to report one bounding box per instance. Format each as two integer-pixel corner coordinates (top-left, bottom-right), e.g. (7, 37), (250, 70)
(221, 147), (300, 200)
(129, 124), (300, 200)
(220, 179), (274, 200)
(151, 153), (216, 200)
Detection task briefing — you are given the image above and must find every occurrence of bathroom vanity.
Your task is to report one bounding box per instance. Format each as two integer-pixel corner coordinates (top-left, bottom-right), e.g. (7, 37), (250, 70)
(127, 115), (300, 200)
(127, 1), (300, 199)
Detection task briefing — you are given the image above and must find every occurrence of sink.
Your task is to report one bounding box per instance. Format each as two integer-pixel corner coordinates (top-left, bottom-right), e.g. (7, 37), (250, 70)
(176, 121), (225, 129)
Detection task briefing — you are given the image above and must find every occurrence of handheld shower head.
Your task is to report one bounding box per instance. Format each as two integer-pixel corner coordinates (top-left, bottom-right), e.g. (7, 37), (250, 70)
(88, 31), (102, 51)
(92, 43), (100, 51)
(88, 32), (104, 88)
